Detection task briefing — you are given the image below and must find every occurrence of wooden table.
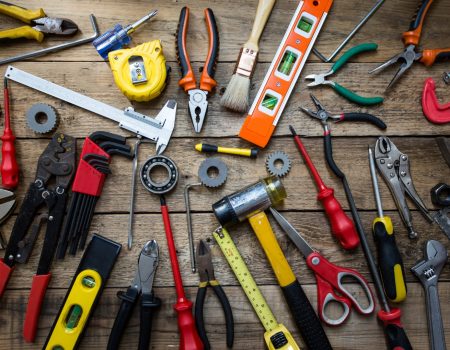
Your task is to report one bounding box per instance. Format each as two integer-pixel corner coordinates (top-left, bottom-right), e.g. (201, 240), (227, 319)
(1, 1), (449, 349)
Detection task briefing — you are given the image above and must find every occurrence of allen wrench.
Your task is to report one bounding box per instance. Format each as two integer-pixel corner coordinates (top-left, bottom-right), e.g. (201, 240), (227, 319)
(312, 0), (385, 62)
(0, 14), (100, 65)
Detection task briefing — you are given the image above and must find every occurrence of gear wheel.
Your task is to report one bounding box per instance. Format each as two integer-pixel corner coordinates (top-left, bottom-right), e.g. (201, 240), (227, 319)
(26, 103), (59, 134)
(266, 151), (291, 177)
(198, 157), (228, 188)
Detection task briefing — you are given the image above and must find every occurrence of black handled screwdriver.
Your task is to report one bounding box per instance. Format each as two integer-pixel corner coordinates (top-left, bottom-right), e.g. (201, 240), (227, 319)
(368, 146), (407, 303)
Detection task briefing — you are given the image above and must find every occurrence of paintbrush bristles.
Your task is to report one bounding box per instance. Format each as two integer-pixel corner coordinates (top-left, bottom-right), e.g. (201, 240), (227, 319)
(220, 73), (251, 113)
(221, 46), (258, 113)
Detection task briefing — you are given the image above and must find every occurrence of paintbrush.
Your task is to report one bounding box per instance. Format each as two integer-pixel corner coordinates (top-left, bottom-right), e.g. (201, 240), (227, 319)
(220, 0), (276, 113)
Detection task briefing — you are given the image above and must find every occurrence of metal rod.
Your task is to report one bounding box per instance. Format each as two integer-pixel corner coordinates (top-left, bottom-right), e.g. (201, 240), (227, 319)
(128, 137), (142, 250)
(184, 182), (202, 273)
(312, 0), (386, 62)
(0, 14), (100, 66)
(368, 146), (384, 218)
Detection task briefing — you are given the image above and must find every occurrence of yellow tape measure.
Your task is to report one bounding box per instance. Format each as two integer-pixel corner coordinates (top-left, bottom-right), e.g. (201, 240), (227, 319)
(108, 40), (167, 102)
(45, 269), (102, 350)
(213, 227), (300, 350)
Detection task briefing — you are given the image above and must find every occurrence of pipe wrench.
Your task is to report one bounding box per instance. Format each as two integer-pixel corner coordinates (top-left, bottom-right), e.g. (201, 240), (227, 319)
(411, 240), (448, 350)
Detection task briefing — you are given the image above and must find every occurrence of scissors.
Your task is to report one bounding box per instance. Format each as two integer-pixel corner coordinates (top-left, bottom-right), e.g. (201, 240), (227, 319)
(270, 207), (375, 326)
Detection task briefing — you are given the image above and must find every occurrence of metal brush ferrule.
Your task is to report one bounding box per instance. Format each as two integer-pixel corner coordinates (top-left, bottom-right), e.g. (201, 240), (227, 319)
(235, 47), (258, 78)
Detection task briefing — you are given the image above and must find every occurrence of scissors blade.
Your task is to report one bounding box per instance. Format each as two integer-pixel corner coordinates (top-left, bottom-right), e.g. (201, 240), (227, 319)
(269, 208), (315, 258)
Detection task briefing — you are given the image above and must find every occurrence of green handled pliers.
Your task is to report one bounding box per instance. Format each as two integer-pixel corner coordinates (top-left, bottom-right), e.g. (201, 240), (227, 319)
(305, 43), (384, 106)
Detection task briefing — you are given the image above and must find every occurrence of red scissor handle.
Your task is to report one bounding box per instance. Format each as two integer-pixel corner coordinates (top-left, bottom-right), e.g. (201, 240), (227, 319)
(0, 258), (14, 298)
(306, 252), (375, 325)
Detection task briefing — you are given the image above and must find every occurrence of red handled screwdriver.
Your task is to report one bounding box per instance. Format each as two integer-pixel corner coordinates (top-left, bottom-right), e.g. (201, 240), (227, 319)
(289, 125), (359, 250)
(1, 78), (19, 189)
(160, 196), (204, 350)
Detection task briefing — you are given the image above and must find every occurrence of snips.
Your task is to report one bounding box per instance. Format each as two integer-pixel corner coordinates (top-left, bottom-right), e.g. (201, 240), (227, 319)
(0, 1), (78, 42)
(176, 7), (219, 133)
(270, 208), (375, 326)
(0, 133), (76, 342)
(373, 136), (450, 239)
(107, 240), (161, 350)
(195, 239), (234, 349)
(369, 0), (450, 89)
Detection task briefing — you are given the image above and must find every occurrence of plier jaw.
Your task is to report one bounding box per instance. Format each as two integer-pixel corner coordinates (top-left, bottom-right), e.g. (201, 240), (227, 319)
(133, 240), (159, 295)
(32, 17), (78, 35)
(188, 89), (208, 134)
(196, 239), (215, 283)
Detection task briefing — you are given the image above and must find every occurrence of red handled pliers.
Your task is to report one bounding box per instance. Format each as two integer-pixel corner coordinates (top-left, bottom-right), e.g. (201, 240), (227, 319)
(176, 7), (219, 133)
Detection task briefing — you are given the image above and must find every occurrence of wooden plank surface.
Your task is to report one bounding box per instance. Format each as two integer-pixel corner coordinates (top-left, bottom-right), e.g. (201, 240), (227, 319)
(1, 0), (449, 349)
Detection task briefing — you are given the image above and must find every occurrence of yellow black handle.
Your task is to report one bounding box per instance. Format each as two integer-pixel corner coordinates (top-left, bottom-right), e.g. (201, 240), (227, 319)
(248, 212), (332, 350)
(0, 26), (44, 42)
(373, 217), (407, 303)
(0, 1), (45, 23)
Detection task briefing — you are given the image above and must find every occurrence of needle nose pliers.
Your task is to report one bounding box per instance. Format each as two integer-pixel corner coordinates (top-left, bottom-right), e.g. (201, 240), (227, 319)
(107, 240), (161, 350)
(195, 239), (233, 350)
(176, 6), (219, 133)
(305, 43), (384, 105)
(0, 1), (78, 42)
(369, 0), (450, 89)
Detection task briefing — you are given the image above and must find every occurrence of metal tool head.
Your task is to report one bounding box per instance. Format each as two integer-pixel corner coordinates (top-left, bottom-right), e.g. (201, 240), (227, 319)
(36, 133), (76, 189)
(132, 240), (159, 295)
(305, 72), (333, 87)
(369, 45), (420, 89)
(153, 100), (177, 154)
(269, 207), (314, 258)
(300, 94), (331, 124)
(188, 89), (208, 133)
(33, 17), (79, 35)
(411, 240), (448, 285)
(196, 239), (215, 283)
(0, 189), (16, 224)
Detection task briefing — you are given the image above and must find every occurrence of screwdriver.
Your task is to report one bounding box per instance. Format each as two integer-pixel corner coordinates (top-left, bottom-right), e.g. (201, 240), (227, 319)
(289, 125), (359, 250)
(93, 10), (158, 59)
(1, 78), (19, 190)
(368, 147), (407, 303)
(195, 143), (258, 158)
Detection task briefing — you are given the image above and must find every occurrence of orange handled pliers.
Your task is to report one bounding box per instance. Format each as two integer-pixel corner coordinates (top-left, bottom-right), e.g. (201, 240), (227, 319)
(370, 0), (450, 89)
(176, 7), (219, 133)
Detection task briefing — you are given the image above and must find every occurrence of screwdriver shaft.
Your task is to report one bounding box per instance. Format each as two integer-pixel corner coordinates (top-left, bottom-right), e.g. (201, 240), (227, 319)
(368, 147), (384, 218)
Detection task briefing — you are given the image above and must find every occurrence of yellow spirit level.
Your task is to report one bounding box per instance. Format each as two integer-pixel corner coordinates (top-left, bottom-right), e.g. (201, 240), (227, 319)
(44, 235), (121, 350)
(239, 0), (333, 148)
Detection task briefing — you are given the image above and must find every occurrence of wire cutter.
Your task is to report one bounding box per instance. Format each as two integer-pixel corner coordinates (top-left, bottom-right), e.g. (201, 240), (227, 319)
(369, 0), (450, 89)
(374, 136), (450, 239)
(0, 1), (78, 42)
(270, 208), (375, 326)
(195, 239), (233, 349)
(176, 7), (219, 133)
(305, 43), (384, 106)
(107, 240), (161, 350)
(0, 133), (76, 343)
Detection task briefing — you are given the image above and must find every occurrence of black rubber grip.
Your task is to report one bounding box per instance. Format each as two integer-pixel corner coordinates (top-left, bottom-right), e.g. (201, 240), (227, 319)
(436, 51), (450, 62)
(200, 144), (218, 153)
(373, 222), (406, 302)
(324, 133), (345, 179)
(340, 113), (387, 129)
(138, 294), (161, 350)
(204, 8), (219, 80)
(107, 288), (138, 350)
(176, 7), (191, 79)
(212, 284), (234, 348)
(194, 286), (209, 349)
(282, 280), (333, 350)
(385, 324), (413, 350)
(408, 0), (432, 31)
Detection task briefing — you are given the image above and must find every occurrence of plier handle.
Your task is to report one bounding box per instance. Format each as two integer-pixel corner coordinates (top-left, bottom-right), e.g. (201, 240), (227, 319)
(305, 43), (384, 106)
(0, 1), (78, 42)
(176, 6), (219, 133)
(370, 0), (450, 89)
(107, 240), (161, 350)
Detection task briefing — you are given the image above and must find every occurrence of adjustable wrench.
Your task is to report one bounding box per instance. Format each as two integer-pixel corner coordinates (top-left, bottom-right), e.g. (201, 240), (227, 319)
(411, 240), (448, 350)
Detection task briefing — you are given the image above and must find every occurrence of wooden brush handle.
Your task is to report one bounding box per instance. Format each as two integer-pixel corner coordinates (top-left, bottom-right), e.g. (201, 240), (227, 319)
(245, 0), (276, 51)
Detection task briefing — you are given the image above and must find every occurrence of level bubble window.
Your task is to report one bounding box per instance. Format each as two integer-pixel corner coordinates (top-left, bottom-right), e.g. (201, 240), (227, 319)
(258, 90), (282, 116)
(294, 12), (317, 38)
(275, 47), (302, 80)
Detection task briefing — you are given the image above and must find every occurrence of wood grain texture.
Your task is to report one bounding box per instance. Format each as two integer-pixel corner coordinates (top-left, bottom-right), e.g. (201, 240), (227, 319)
(0, 0), (449, 349)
